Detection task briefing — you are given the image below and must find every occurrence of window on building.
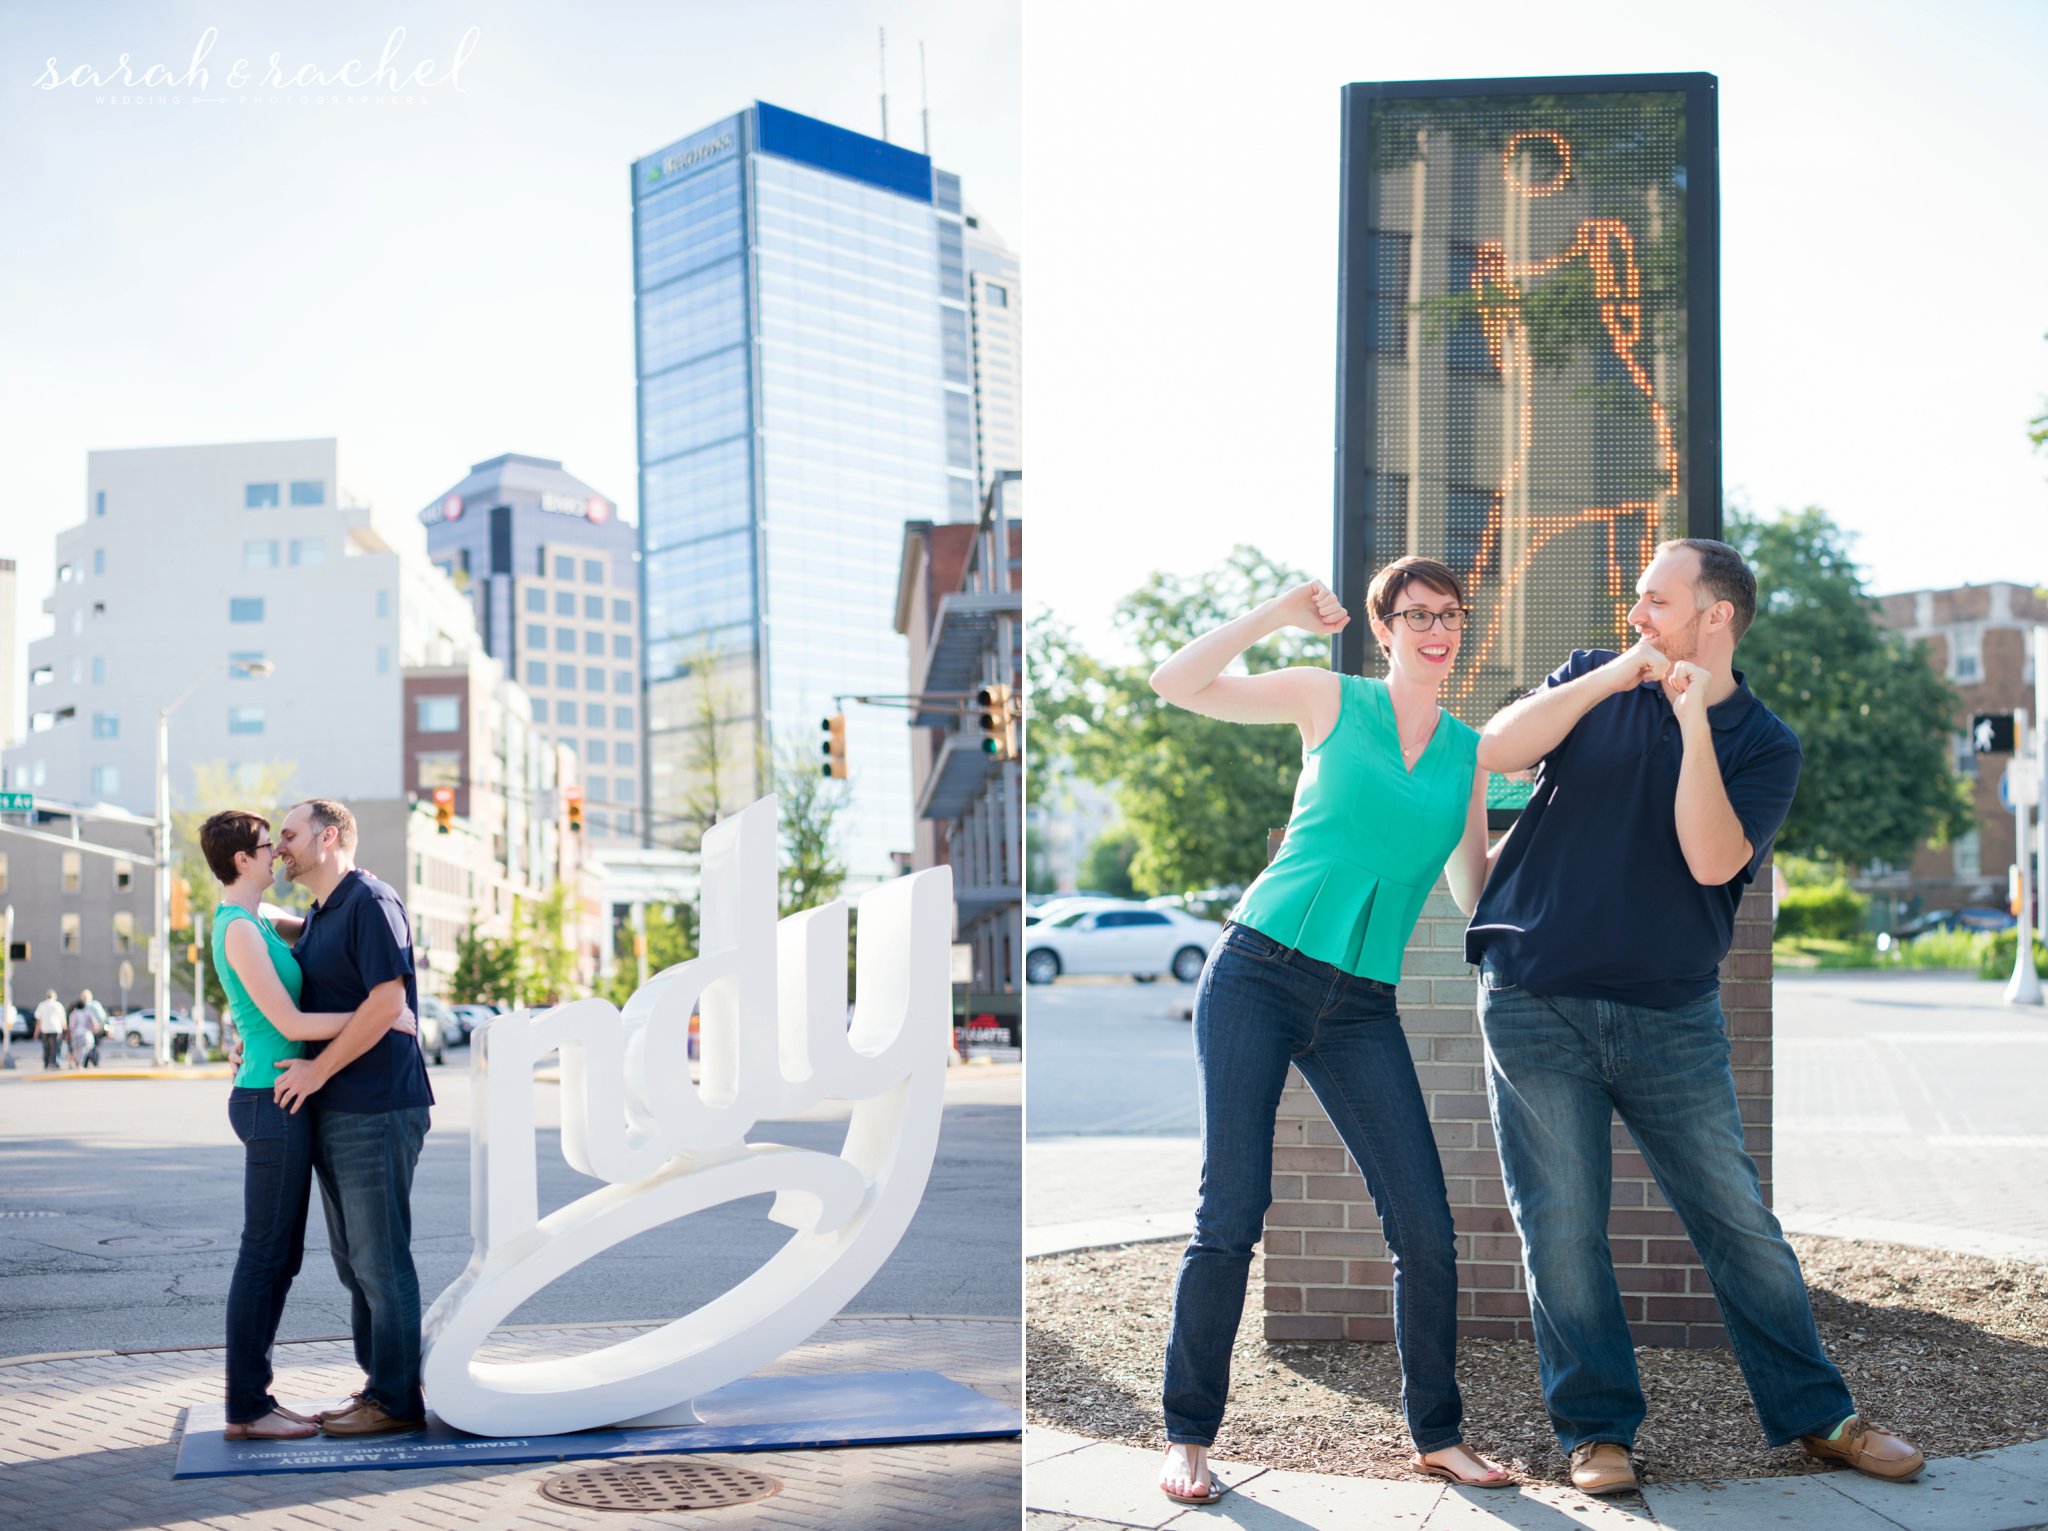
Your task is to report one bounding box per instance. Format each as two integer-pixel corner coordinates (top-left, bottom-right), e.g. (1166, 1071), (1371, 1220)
(613, 670), (632, 695)
(417, 752), (461, 789)
(613, 634), (633, 659)
(377, 590), (390, 618)
(585, 667), (604, 690)
(378, 646), (390, 675)
(586, 778), (608, 803)
(230, 597), (264, 623)
(289, 538), (325, 566)
(586, 809), (610, 836)
(90, 657), (104, 685)
(1954, 827), (1982, 879)
(526, 587), (546, 613)
(985, 282), (1009, 307)
(585, 702), (605, 728)
(90, 765), (119, 796)
(613, 598), (632, 623)
(290, 480), (325, 506)
(556, 626), (577, 650)
(525, 660), (546, 688)
(554, 556), (574, 580)
(1950, 624), (1984, 683)
(229, 650), (265, 679)
(416, 696), (461, 733)
(61, 913), (80, 953)
(62, 852), (81, 894)
(112, 911), (135, 952)
(556, 700), (576, 724)
(560, 738), (579, 758)
(554, 664), (576, 689)
(93, 548), (105, 575)
(586, 739), (608, 766)
(614, 778), (636, 804)
(616, 741), (635, 767)
(245, 482), (280, 509)
(114, 859), (132, 892)
(585, 631), (605, 655)
(226, 706), (265, 735)
(555, 591), (575, 616)
(614, 705), (634, 730)
(583, 559), (603, 583)
(1954, 732), (1981, 779)
(584, 595), (605, 620)
(244, 540), (278, 568)
(95, 490), (105, 517)
(526, 622), (547, 649)
(92, 713), (118, 738)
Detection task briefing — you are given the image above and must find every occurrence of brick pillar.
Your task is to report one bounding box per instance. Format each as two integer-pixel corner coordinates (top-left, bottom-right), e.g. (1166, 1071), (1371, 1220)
(1264, 860), (1774, 1349)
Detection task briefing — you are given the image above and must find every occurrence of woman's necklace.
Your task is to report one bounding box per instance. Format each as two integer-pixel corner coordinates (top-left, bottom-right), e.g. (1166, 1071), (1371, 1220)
(1395, 703), (1440, 762)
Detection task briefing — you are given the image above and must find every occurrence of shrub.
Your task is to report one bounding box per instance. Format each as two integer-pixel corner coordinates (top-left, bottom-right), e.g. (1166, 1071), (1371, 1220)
(1775, 881), (1868, 942)
(1979, 929), (2048, 981)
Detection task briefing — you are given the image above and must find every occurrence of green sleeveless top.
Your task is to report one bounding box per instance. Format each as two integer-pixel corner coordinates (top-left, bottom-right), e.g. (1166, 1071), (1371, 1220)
(1232, 674), (1480, 983)
(212, 902), (305, 1089)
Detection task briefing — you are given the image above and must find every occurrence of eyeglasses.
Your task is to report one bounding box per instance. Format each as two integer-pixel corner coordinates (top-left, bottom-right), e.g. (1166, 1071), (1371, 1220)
(1388, 607), (1470, 632)
(253, 841), (273, 853)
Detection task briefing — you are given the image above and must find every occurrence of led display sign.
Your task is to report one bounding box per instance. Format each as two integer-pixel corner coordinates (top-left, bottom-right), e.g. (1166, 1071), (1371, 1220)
(1333, 74), (1720, 772)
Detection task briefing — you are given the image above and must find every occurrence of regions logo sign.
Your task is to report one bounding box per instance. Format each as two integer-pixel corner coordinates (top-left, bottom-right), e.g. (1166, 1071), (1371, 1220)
(644, 131), (734, 186)
(420, 494), (464, 527)
(540, 492), (612, 523)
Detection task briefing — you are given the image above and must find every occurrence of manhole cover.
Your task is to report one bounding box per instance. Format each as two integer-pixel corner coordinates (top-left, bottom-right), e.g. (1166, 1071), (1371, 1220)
(97, 1235), (213, 1250)
(539, 1461), (781, 1512)
(0, 1211), (63, 1219)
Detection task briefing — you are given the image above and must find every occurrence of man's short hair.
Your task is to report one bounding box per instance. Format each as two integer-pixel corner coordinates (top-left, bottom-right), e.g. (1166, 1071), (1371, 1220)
(1659, 537), (1757, 644)
(200, 810), (269, 885)
(294, 797), (358, 855)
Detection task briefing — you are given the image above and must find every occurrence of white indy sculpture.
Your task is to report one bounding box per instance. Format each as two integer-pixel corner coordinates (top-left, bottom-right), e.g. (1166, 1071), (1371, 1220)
(421, 795), (954, 1437)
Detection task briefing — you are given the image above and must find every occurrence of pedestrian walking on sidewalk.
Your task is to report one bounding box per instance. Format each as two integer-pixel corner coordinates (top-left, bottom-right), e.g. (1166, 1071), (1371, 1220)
(67, 996), (98, 1070)
(35, 990), (66, 1070)
(1469, 539), (1924, 1496)
(1146, 560), (1509, 1505)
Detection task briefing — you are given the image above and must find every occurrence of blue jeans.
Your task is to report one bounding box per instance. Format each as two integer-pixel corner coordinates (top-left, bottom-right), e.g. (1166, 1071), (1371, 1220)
(225, 1088), (314, 1424)
(311, 1105), (431, 1420)
(1478, 969), (1854, 1450)
(1163, 925), (1464, 1450)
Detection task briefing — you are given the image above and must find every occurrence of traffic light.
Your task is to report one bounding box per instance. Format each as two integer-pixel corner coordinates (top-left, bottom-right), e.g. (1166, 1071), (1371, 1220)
(976, 683), (1016, 760)
(433, 786), (455, 834)
(565, 784), (584, 834)
(821, 713), (849, 779)
(187, 943), (201, 965)
(169, 876), (192, 931)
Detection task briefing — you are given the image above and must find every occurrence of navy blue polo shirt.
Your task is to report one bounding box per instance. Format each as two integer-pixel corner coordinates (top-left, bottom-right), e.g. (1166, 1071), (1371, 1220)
(1466, 649), (1801, 1007)
(293, 868), (433, 1114)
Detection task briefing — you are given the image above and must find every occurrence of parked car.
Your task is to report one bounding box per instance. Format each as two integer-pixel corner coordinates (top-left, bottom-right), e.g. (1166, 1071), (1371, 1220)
(119, 1009), (218, 1055)
(414, 997), (454, 1066)
(1024, 902), (1226, 985)
(448, 1003), (498, 1042)
(1023, 896), (1121, 929)
(8, 1007), (33, 1042)
(1894, 907), (2017, 940)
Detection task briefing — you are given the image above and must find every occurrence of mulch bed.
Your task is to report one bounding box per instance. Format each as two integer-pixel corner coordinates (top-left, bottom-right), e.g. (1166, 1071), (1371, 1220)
(1026, 1234), (2048, 1484)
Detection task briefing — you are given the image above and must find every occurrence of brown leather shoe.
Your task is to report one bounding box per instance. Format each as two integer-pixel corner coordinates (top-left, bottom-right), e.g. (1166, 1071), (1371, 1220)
(1799, 1417), (1925, 1481)
(319, 1399), (425, 1437)
(1569, 1441), (1638, 1495)
(312, 1391), (367, 1424)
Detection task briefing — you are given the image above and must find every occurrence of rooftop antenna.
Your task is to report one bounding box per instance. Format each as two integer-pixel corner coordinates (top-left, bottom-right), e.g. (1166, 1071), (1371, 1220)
(919, 41), (930, 156)
(878, 28), (889, 143)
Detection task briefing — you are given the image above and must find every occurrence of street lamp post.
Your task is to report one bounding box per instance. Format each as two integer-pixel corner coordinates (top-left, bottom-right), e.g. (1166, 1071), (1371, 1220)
(155, 657), (275, 1065)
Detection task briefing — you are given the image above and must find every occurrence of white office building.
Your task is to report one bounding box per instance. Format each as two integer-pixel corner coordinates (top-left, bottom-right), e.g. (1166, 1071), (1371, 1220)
(965, 214), (1022, 497)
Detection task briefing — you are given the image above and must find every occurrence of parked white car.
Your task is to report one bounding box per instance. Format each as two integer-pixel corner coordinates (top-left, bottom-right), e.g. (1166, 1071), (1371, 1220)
(1024, 903), (1225, 985)
(119, 1009), (220, 1053)
(1023, 896), (1120, 929)
(448, 1004), (497, 1043)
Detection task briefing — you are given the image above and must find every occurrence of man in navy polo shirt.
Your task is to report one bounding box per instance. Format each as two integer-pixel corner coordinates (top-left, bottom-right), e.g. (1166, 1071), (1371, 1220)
(271, 797), (434, 1436)
(1468, 540), (1922, 1495)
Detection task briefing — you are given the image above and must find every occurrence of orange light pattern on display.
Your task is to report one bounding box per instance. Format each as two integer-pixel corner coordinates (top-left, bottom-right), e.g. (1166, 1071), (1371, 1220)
(1449, 133), (1680, 704)
(1501, 128), (1572, 196)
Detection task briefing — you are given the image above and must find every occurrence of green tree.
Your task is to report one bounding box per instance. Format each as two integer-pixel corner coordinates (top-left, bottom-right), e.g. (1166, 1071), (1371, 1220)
(171, 759), (302, 1018)
(1038, 547), (1322, 894)
(773, 740), (847, 916)
(517, 884), (575, 1005)
(1730, 507), (1972, 870)
(600, 901), (698, 1007)
(1080, 827), (1139, 898)
(450, 923), (522, 1007)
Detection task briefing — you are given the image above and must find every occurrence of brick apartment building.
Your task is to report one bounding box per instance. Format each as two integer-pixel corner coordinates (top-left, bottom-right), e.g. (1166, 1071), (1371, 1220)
(1869, 581), (2046, 917)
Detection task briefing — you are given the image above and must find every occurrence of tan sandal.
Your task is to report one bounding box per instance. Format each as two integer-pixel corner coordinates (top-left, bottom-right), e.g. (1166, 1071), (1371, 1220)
(224, 1410), (318, 1441)
(1411, 1446), (1512, 1488)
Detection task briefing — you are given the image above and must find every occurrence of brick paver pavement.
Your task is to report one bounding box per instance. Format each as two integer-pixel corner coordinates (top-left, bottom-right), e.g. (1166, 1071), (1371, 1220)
(0, 1316), (1020, 1530)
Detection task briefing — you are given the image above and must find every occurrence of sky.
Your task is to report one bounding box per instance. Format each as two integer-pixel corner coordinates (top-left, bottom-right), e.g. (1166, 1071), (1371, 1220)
(0, 0), (1020, 728)
(1027, 0), (2048, 657)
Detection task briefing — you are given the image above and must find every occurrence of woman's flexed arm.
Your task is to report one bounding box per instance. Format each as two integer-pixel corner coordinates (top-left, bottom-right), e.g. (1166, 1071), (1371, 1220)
(1149, 580), (1349, 746)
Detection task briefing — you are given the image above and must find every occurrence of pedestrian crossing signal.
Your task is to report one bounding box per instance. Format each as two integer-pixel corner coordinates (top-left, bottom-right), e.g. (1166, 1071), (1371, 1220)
(821, 714), (849, 779)
(170, 877), (192, 932)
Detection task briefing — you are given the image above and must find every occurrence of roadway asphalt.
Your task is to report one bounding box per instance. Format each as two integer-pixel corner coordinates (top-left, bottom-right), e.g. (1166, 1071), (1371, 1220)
(0, 1053), (1021, 1358)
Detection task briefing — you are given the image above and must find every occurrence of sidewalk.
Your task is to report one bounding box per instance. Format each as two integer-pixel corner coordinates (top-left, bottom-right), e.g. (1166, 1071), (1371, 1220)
(0, 1315), (1019, 1531)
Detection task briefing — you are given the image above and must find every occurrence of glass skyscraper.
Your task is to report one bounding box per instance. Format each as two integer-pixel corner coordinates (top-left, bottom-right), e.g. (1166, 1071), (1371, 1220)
(631, 102), (975, 885)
